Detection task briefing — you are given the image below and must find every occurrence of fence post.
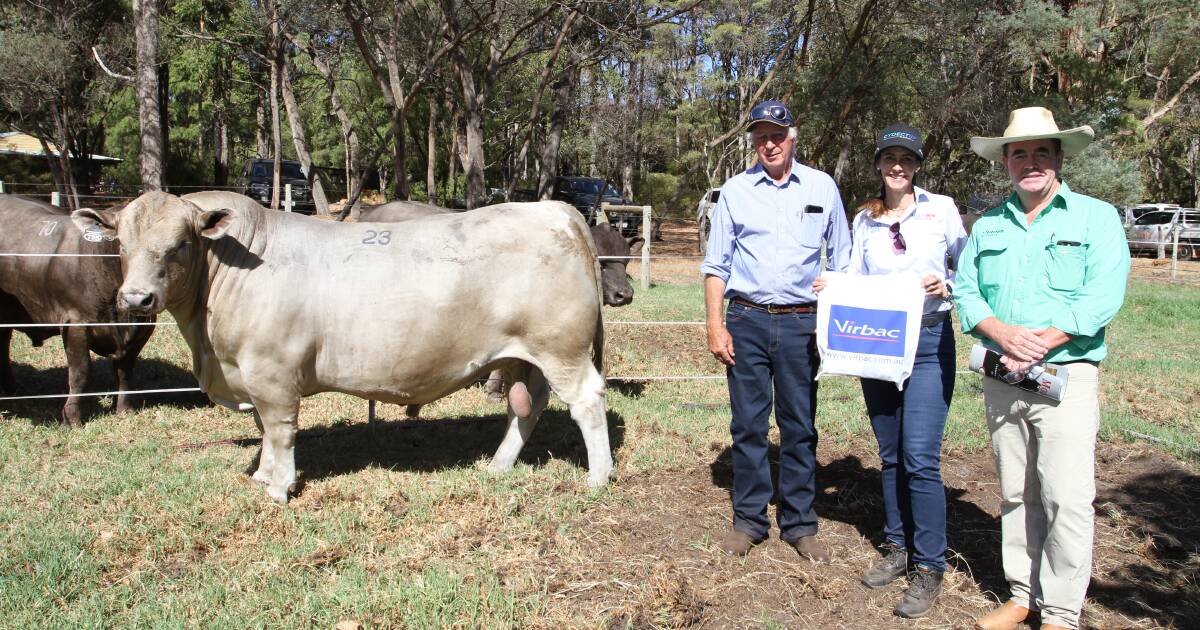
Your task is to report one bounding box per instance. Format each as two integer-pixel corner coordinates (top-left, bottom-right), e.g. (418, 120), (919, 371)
(641, 205), (652, 290)
(0, 181), (5, 194)
(284, 184), (294, 212)
(1171, 225), (1180, 281)
(50, 191), (61, 207)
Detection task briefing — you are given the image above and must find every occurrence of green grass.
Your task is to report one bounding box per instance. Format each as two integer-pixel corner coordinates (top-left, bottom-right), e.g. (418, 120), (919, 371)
(0, 276), (1195, 627)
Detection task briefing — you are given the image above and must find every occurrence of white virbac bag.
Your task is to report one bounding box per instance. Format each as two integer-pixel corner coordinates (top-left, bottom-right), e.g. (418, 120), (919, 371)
(815, 271), (925, 389)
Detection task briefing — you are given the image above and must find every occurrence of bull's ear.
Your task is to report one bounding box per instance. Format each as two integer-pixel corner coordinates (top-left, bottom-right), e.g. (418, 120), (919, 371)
(71, 207), (118, 238)
(197, 209), (232, 239)
(627, 236), (645, 256)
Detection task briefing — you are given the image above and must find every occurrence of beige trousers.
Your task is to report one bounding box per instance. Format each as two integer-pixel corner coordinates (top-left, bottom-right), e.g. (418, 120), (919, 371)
(983, 362), (1099, 630)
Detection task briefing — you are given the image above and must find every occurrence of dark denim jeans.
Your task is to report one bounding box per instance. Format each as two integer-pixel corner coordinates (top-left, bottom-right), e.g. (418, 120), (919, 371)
(725, 301), (819, 543)
(860, 316), (956, 570)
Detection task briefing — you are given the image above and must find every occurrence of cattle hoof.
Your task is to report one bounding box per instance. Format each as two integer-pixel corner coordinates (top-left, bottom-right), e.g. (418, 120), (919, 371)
(487, 460), (514, 474)
(266, 485), (290, 504)
(487, 391), (505, 403)
(586, 472), (612, 488)
(61, 407), (83, 428)
(251, 470), (271, 486)
(405, 404), (421, 419)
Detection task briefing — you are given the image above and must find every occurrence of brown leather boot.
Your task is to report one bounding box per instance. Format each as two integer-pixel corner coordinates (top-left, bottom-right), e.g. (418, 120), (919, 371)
(789, 535), (830, 563)
(974, 600), (1031, 630)
(717, 529), (763, 556)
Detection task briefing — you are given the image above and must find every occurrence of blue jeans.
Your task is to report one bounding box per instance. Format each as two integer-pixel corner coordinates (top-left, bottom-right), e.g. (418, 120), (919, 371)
(860, 316), (955, 570)
(725, 302), (819, 543)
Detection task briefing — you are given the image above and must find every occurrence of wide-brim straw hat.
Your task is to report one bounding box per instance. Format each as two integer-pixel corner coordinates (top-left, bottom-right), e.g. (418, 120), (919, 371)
(970, 107), (1094, 162)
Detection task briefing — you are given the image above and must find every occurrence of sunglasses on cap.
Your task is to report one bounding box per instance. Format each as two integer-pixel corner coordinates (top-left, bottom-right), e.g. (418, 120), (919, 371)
(758, 105), (788, 121)
(890, 221), (907, 253)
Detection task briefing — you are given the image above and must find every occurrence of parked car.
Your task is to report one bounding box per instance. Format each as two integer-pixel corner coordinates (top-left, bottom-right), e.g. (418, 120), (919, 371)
(552, 176), (643, 237)
(1126, 208), (1200, 260)
(239, 158), (314, 212)
(695, 187), (721, 253)
(1125, 202), (1180, 226)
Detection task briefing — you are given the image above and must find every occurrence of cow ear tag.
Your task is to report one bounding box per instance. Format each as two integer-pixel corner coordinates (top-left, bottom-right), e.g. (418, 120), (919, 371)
(70, 208), (118, 239)
(198, 209), (233, 239)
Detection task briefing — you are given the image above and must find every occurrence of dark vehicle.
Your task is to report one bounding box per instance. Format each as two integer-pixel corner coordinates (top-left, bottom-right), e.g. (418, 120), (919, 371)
(239, 159), (314, 212)
(552, 176), (643, 237)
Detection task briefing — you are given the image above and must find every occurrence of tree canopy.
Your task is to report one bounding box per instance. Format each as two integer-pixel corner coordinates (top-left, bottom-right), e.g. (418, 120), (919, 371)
(1, 0), (1197, 213)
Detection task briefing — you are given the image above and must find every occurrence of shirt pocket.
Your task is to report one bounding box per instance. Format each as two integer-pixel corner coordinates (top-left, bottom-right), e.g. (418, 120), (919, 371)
(975, 243), (1008, 292)
(1046, 244), (1085, 292)
(786, 207), (825, 248)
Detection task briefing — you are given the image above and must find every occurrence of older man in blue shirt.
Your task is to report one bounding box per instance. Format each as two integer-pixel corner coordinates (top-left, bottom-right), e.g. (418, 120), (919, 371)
(701, 100), (851, 560)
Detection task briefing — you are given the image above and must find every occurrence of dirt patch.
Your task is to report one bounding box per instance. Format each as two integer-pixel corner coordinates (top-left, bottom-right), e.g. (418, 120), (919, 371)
(538, 441), (1198, 629)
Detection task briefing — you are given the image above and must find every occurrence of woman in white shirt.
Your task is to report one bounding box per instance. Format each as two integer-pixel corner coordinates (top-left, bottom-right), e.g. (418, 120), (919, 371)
(824, 123), (967, 619)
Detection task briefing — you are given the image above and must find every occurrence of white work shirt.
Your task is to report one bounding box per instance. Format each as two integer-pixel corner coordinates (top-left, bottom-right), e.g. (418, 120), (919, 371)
(848, 186), (968, 315)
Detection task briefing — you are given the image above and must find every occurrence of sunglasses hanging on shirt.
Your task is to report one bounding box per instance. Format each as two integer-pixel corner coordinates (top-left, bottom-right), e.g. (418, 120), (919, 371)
(889, 221), (907, 253)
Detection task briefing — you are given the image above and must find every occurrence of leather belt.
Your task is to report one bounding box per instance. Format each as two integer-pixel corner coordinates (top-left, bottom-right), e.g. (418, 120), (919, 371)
(731, 296), (816, 314)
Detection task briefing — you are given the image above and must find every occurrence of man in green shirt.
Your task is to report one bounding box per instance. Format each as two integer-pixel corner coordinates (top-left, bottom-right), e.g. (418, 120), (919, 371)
(955, 107), (1130, 630)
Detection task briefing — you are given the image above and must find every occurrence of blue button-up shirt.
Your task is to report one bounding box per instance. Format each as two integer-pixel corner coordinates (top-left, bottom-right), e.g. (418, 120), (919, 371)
(701, 160), (850, 304)
(848, 186), (968, 315)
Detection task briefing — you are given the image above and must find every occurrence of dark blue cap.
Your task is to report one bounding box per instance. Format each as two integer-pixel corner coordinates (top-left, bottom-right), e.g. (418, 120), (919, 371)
(875, 123), (924, 160)
(747, 100), (794, 129)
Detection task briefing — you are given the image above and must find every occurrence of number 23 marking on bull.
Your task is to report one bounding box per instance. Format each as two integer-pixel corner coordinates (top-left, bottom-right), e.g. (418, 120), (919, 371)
(362, 230), (392, 246)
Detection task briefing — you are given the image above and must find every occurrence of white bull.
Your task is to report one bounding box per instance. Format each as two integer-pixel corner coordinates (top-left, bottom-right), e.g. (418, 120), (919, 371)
(72, 192), (611, 503)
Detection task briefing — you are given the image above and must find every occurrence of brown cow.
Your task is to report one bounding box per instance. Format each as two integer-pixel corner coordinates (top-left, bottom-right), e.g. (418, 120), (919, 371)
(0, 194), (154, 425)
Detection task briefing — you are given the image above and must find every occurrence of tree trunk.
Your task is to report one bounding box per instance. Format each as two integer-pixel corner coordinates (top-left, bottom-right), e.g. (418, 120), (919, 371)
(448, 109), (460, 206)
(213, 57), (229, 186)
(537, 72), (573, 200)
(426, 102), (437, 203)
(132, 0), (164, 191)
(454, 61), (487, 209)
(393, 108), (409, 200)
(255, 99), (269, 158)
(280, 58), (330, 214)
(266, 0), (282, 209)
(158, 62), (170, 177)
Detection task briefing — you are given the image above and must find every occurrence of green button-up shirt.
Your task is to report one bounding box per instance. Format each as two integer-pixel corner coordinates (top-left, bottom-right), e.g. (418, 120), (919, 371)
(954, 180), (1131, 363)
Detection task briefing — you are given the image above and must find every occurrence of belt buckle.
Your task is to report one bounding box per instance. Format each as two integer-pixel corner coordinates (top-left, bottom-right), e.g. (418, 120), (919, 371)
(766, 303), (783, 314)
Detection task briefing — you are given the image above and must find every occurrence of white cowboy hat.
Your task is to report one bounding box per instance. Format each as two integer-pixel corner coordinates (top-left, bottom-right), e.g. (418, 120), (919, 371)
(970, 107), (1094, 162)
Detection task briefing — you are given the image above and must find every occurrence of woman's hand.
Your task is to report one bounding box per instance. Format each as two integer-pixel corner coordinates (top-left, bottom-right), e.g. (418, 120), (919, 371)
(921, 274), (949, 298)
(812, 277), (827, 294)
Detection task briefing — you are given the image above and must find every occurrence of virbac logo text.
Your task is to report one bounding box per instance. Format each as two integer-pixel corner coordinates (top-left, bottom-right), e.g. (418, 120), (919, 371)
(832, 320), (901, 339)
(827, 305), (908, 357)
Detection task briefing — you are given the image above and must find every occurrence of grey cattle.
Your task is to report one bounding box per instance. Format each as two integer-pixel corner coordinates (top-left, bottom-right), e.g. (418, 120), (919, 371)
(72, 192), (611, 503)
(0, 194), (154, 425)
(182, 190), (269, 215)
(357, 200), (455, 223)
(360, 200), (643, 307)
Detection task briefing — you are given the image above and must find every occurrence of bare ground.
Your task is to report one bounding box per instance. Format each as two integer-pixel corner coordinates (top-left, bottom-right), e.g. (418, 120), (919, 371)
(542, 439), (1199, 630)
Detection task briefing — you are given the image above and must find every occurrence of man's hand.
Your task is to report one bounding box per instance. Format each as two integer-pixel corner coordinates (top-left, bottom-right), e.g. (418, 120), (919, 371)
(977, 317), (1048, 363)
(1033, 327), (1072, 351)
(921, 274), (949, 298)
(1000, 355), (1036, 374)
(812, 276), (827, 294)
(704, 275), (736, 366)
(708, 323), (736, 366)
